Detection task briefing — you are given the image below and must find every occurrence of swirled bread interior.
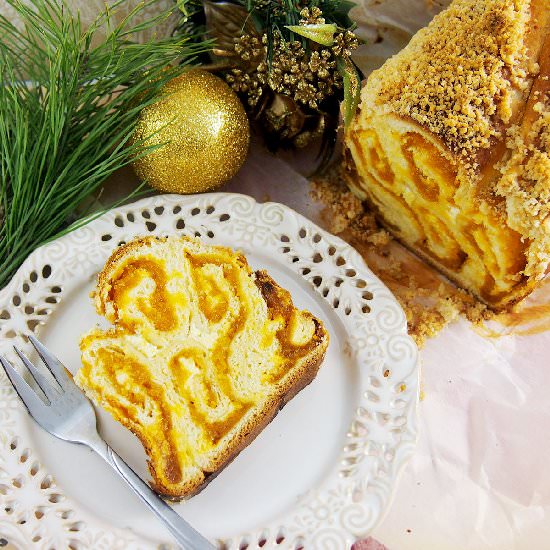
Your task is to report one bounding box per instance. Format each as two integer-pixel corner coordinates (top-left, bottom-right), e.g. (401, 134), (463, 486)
(344, 0), (550, 311)
(76, 236), (328, 498)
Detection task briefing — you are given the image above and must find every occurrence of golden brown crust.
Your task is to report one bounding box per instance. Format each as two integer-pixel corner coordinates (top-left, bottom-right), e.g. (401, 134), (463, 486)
(495, 30), (550, 279)
(79, 235), (329, 499)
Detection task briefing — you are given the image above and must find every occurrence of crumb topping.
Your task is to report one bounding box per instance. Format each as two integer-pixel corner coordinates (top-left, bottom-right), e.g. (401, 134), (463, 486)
(496, 89), (550, 276)
(364, 0), (532, 160)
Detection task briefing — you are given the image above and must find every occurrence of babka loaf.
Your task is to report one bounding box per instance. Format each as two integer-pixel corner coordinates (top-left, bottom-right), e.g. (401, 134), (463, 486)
(344, 0), (550, 311)
(76, 236), (328, 498)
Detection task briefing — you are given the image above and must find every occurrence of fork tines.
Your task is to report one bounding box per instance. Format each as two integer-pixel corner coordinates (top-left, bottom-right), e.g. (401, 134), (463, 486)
(0, 335), (70, 412)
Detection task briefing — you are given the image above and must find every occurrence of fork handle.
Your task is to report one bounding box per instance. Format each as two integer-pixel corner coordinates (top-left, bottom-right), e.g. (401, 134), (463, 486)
(95, 443), (216, 550)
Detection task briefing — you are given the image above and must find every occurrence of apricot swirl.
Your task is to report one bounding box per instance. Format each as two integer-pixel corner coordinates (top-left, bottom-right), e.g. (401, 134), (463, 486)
(346, 114), (528, 306)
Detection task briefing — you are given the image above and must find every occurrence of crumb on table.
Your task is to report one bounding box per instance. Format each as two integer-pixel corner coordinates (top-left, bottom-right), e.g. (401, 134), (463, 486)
(310, 167), (492, 346)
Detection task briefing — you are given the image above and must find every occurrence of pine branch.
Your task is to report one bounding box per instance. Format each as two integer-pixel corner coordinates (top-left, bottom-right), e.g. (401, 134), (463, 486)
(0, 0), (211, 288)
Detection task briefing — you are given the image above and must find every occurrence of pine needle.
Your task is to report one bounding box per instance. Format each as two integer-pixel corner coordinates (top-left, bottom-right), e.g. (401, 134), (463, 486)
(0, 0), (209, 288)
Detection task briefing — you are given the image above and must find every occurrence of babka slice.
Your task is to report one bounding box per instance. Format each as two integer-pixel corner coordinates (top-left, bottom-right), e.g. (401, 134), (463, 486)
(76, 235), (328, 498)
(344, 0), (550, 311)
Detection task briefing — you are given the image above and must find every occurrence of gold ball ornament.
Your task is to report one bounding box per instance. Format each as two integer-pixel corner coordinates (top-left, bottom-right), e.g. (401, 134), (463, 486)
(132, 70), (250, 194)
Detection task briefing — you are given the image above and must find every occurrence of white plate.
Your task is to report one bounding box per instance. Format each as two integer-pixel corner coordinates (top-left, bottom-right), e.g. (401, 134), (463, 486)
(0, 193), (419, 549)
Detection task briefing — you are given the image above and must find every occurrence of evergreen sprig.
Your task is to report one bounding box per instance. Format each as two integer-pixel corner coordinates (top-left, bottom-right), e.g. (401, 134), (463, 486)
(0, 0), (209, 288)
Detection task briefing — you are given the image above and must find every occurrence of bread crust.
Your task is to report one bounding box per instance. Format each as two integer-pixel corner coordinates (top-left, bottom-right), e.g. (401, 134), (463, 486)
(80, 236), (329, 499)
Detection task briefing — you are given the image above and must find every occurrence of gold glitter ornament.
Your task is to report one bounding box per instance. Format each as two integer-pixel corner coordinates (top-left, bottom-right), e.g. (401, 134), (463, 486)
(132, 70), (250, 193)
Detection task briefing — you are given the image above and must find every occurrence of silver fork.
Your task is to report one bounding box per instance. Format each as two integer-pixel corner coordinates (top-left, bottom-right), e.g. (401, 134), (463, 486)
(0, 335), (216, 550)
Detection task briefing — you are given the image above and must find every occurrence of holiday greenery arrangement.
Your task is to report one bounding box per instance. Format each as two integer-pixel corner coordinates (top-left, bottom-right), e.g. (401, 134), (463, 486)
(178, 0), (362, 155)
(0, 0), (208, 288)
(0, 0), (360, 290)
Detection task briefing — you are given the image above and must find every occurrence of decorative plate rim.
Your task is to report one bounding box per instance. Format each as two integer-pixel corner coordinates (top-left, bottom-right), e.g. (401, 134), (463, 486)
(0, 192), (419, 549)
